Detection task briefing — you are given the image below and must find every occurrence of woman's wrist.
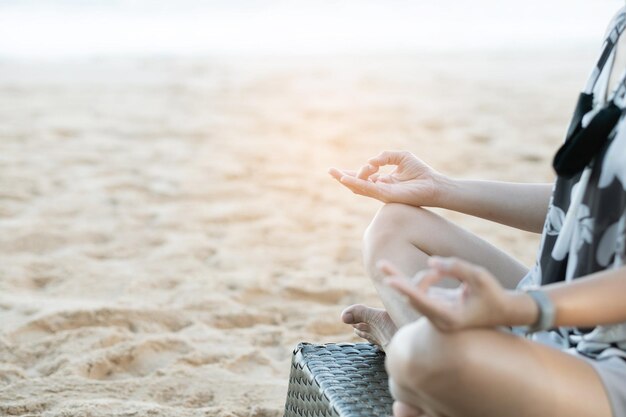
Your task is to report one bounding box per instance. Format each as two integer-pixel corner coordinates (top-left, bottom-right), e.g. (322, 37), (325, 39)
(503, 290), (540, 327)
(431, 173), (457, 209)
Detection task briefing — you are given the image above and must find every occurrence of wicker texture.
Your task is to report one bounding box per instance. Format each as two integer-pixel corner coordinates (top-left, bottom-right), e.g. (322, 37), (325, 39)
(283, 343), (393, 417)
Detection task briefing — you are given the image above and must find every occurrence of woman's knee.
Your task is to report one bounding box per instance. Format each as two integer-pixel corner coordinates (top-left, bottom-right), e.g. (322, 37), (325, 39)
(385, 318), (471, 395)
(365, 203), (414, 240)
(363, 204), (429, 260)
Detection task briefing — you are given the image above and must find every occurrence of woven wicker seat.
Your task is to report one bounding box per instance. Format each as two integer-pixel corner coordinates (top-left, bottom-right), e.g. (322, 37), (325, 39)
(283, 342), (394, 417)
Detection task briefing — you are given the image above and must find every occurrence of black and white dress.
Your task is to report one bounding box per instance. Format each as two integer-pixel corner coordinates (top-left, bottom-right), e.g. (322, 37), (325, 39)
(515, 7), (626, 416)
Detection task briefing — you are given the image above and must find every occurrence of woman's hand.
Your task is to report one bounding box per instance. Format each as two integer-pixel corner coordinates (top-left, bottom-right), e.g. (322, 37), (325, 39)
(381, 257), (538, 331)
(328, 151), (448, 207)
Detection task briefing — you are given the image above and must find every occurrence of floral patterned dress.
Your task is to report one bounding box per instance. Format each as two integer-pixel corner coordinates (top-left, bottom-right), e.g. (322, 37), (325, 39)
(517, 8), (626, 360)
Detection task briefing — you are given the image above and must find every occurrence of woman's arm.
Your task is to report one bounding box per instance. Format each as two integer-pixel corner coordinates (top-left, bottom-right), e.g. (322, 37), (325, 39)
(382, 257), (626, 331)
(437, 179), (553, 233)
(507, 265), (626, 328)
(330, 151), (553, 233)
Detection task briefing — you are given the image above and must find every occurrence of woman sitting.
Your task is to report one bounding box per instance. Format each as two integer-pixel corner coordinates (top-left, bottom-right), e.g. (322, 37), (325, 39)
(329, 5), (626, 417)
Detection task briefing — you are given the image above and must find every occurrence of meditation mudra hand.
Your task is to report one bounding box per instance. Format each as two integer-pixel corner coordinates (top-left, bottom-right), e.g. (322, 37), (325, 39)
(329, 150), (517, 333)
(381, 257), (530, 332)
(329, 150), (446, 207)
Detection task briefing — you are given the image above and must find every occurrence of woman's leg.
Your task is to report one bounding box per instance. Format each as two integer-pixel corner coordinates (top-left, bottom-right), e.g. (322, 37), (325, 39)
(385, 319), (613, 417)
(343, 203), (529, 338)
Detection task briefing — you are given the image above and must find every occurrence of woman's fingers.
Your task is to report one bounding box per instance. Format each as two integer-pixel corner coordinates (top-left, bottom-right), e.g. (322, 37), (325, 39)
(410, 269), (462, 304)
(329, 167), (391, 200)
(376, 174), (394, 184)
(378, 260), (455, 325)
(409, 270), (428, 286)
(356, 164), (378, 180)
(380, 257), (501, 331)
(368, 150), (408, 167)
(380, 260), (441, 292)
(385, 276), (455, 327)
(339, 175), (381, 198)
(427, 256), (483, 286)
(328, 167), (356, 181)
(414, 269), (448, 293)
(328, 167), (343, 181)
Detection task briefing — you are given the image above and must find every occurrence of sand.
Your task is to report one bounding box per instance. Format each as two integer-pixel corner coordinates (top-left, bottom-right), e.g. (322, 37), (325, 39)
(0, 49), (595, 416)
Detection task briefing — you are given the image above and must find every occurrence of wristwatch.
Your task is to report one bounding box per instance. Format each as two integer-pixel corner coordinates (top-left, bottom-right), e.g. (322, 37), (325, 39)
(525, 289), (556, 333)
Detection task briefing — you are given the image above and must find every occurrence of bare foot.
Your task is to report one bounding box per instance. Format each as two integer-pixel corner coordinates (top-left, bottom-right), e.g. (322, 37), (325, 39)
(341, 304), (398, 350)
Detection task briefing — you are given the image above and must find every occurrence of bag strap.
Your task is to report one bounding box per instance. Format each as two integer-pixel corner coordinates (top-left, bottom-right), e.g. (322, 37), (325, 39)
(584, 11), (626, 95)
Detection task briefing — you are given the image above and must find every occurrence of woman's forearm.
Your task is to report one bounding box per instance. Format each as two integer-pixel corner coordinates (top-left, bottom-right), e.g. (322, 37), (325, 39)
(435, 178), (553, 233)
(507, 266), (626, 328)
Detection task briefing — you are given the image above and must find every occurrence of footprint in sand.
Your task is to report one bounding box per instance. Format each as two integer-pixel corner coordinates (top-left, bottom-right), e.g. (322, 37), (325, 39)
(0, 364), (27, 386)
(80, 339), (191, 380)
(153, 383), (216, 408)
(9, 308), (192, 343)
(209, 311), (280, 329)
(251, 328), (284, 347)
(306, 318), (350, 336)
(224, 350), (272, 375)
(1, 232), (67, 254)
(177, 351), (228, 367)
(281, 285), (350, 305)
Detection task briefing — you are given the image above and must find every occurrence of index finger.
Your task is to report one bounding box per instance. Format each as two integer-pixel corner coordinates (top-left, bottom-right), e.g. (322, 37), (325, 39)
(428, 257), (482, 286)
(339, 175), (381, 198)
(385, 276), (453, 324)
(368, 151), (408, 167)
(328, 168), (357, 181)
(378, 260), (456, 322)
(356, 164), (378, 180)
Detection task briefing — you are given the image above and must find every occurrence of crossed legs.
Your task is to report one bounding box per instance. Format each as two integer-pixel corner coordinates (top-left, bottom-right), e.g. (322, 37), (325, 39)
(342, 203), (613, 417)
(342, 203), (529, 341)
(386, 319), (612, 417)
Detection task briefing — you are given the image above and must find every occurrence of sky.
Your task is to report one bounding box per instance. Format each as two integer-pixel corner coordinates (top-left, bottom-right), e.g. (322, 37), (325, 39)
(0, 0), (623, 57)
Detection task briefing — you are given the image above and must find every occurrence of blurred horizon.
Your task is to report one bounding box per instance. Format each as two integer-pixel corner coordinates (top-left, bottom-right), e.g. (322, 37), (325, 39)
(0, 0), (623, 58)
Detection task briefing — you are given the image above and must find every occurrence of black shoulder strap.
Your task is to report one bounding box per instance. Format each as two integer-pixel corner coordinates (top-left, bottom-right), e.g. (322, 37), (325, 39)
(584, 11), (626, 94)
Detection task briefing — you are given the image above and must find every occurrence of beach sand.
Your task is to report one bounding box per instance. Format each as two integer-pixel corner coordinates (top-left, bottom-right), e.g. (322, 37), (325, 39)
(0, 50), (593, 416)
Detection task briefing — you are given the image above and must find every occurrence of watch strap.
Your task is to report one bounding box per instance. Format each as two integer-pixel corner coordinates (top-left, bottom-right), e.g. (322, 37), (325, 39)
(525, 289), (556, 333)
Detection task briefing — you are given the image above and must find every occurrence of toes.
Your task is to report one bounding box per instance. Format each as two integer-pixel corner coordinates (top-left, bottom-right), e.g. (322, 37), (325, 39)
(353, 328), (372, 341)
(353, 323), (371, 332)
(341, 304), (372, 325)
